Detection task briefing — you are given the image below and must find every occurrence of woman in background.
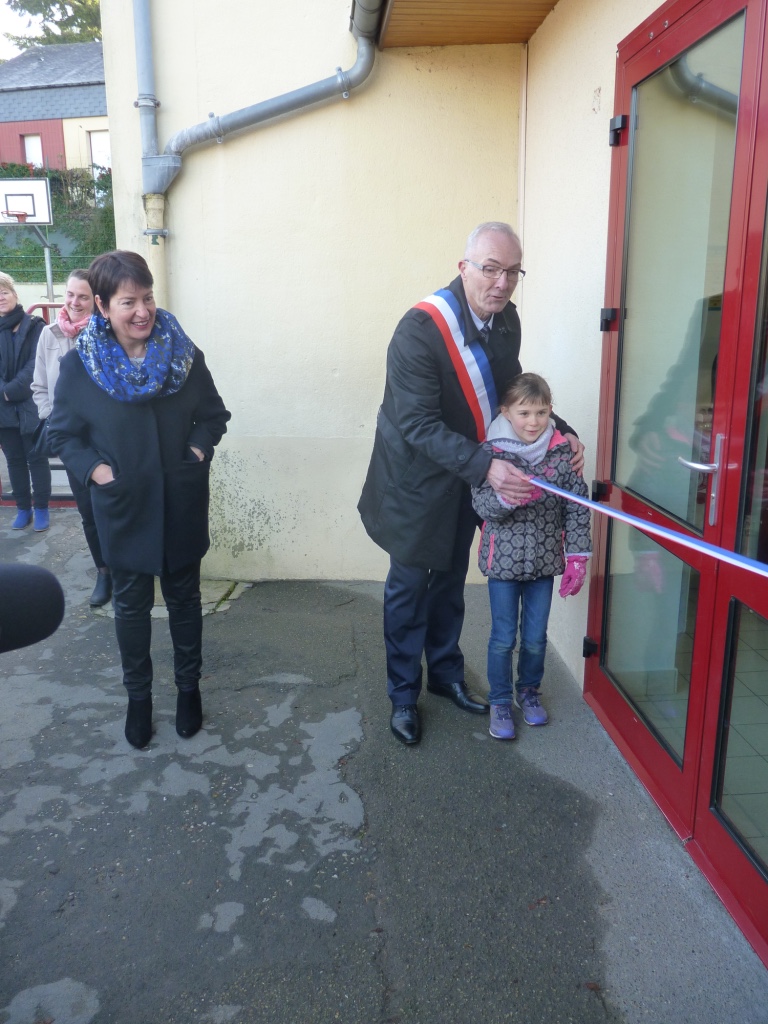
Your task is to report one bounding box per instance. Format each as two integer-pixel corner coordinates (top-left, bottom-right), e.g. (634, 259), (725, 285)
(0, 272), (50, 531)
(32, 270), (112, 607)
(49, 251), (230, 750)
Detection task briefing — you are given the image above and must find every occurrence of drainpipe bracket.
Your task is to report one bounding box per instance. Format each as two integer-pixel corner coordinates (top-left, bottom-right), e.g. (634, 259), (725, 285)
(335, 67), (351, 99)
(207, 113), (225, 143)
(143, 227), (169, 246)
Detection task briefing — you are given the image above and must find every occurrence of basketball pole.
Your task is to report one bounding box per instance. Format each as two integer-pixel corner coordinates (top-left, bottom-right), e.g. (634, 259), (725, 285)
(28, 225), (55, 303)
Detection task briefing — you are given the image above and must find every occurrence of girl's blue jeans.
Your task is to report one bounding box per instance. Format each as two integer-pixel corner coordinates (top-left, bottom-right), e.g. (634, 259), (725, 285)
(487, 575), (554, 704)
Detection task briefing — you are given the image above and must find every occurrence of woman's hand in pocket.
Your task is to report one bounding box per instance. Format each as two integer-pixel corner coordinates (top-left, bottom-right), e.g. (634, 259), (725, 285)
(90, 463), (115, 485)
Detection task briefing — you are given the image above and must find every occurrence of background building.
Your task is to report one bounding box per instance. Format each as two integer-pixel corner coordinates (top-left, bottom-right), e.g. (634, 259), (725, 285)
(0, 41), (110, 171)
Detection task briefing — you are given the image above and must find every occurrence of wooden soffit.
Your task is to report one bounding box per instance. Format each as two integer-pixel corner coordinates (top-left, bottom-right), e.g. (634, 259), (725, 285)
(378, 0), (558, 48)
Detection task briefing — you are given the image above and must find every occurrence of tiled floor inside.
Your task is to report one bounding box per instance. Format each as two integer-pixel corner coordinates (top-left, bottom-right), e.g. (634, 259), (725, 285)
(722, 607), (768, 867)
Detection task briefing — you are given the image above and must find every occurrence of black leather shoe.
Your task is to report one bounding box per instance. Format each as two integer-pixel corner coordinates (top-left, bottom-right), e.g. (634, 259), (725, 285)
(427, 680), (489, 714)
(390, 704), (421, 745)
(89, 569), (112, 608)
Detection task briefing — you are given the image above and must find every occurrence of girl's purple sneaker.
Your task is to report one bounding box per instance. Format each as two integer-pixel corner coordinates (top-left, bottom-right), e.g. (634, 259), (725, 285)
(514, 688), (549, 726)
(489, 703), (516, 740)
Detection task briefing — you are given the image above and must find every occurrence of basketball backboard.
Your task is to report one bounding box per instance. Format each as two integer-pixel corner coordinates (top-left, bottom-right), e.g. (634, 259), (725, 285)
(0, 178), (53, 226)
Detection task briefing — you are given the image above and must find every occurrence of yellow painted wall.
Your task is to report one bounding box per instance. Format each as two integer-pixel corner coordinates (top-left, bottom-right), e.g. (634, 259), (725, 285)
(100, 0), (521, 581)
(522, 0), (667, 680)
(62, 115), (109, 169)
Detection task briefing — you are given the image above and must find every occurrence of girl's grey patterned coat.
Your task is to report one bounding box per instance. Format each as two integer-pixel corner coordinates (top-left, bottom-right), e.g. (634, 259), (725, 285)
(471, 430), (592, 582)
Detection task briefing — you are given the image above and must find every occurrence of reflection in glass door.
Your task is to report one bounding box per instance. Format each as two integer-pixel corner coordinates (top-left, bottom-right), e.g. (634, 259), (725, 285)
(614, 16), (743, 531)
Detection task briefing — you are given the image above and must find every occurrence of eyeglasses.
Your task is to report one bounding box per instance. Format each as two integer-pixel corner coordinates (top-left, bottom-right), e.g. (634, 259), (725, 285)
(465, 260), (526, 281)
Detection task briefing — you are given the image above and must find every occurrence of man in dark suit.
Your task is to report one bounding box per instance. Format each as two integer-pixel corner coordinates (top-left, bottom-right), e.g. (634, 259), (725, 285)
(358, 222), (583, 745)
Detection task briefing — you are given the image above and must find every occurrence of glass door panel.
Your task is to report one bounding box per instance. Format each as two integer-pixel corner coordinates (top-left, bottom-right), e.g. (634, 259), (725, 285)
(604, 521), (698, 764)
(614, 15), (744, 530)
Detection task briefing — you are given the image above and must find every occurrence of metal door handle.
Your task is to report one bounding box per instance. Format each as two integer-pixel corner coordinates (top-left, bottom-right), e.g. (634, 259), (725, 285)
(677, 456), (716, 473)
(677, 433), (725, 526)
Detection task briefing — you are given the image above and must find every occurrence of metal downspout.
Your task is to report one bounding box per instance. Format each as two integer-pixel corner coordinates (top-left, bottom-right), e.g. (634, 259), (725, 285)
(163, 37), (375, 161)
(132, 0), (169, 304)
(516, 43), (528, 320)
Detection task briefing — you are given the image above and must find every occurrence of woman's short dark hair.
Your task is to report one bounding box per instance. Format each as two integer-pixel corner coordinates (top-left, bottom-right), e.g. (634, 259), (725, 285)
(500, 372), (553, 409)
(67, 268), (90, 285)
(88, 251), (153, 310)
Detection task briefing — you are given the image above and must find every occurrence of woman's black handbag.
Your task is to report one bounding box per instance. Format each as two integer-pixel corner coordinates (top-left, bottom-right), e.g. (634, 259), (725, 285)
(30, 418), (52, 458)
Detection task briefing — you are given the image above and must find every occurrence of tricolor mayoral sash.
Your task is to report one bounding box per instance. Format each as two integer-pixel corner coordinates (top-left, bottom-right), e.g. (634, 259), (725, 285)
(414, 288), (498, 442)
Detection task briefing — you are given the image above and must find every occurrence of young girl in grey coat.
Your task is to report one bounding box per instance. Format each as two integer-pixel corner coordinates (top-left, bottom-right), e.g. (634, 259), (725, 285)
(471, 373), (591, 740)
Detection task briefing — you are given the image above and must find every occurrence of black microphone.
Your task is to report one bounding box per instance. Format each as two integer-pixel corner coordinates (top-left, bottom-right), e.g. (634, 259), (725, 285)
(0, 564), (65, 653)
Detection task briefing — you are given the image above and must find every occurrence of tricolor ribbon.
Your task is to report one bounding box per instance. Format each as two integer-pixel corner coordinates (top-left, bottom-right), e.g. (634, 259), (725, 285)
(530, 476), (768, 580)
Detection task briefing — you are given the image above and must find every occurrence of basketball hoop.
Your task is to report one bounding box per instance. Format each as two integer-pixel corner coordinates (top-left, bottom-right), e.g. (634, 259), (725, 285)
(2, 211), (29, 223)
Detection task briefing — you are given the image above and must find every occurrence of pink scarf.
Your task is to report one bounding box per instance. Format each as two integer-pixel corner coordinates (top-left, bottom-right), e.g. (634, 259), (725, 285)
(58, 305), (91, 339)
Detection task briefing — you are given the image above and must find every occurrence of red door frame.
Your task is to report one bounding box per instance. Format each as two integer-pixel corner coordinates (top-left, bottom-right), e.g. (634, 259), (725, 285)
(688, 0), (768, 958)
(584, 0), (768, 965)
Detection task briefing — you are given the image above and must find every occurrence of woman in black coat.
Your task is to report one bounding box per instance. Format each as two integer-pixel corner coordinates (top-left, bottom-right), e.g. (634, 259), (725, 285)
(49, 251), (231, 749)
(0, 272), (51, 531)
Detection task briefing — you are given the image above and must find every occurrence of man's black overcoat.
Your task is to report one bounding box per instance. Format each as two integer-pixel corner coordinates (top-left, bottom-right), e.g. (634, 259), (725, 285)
(358, 275), (524, 572)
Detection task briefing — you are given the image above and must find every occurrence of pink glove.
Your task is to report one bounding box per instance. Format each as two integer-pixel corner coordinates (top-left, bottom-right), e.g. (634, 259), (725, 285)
(559, 555), (588, 598)
(634, 551), (664, 594)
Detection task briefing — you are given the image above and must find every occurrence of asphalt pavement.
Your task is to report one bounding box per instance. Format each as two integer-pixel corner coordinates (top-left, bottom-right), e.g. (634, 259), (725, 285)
(1, 505), (767, 1024)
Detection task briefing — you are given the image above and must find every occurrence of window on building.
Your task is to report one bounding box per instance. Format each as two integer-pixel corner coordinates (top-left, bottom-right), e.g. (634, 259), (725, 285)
(22, 134), (43, 167)
(88, 130), (111, 173)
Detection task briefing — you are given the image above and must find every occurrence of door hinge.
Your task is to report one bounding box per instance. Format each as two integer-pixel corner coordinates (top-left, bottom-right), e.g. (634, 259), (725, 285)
(600, 307), (618, 331)
(609, 114), (628, 146)
(591, 480), (609, 502)
(583, 636), (599, 658)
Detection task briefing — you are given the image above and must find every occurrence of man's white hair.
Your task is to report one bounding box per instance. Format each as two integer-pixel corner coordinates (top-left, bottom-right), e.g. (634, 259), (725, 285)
(464, 222), (522, 259)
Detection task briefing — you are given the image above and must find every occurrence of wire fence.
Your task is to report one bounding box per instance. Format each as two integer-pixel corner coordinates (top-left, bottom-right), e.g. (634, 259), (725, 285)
(0, 254), (99, 283)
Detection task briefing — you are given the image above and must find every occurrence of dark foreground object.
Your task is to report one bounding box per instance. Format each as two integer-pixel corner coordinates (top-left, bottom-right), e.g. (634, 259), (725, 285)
(0, 561), (64, 652)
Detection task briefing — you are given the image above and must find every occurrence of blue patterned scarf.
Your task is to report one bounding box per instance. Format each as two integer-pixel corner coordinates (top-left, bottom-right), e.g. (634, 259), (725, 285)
(76, 308), (195, 402)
